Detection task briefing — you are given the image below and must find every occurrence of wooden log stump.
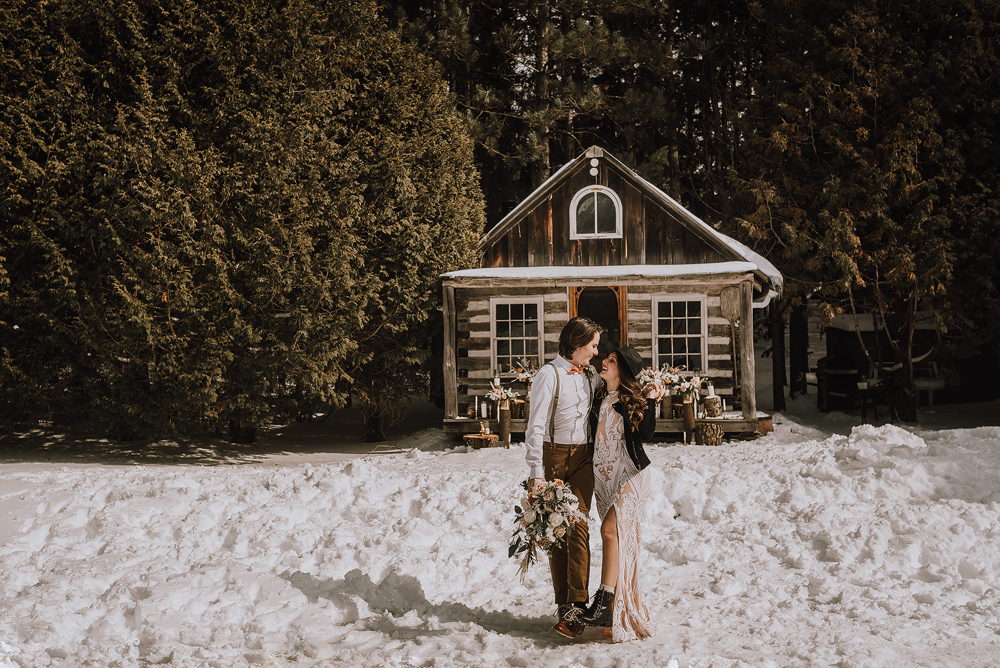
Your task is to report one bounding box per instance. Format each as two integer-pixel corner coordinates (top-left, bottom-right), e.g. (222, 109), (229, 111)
(695, 422), (725, 445)
(463, 433), (499, 449)
(756, 416), (774, 435)
(681, 398), (696, 432)
(498, 404), (511, 448)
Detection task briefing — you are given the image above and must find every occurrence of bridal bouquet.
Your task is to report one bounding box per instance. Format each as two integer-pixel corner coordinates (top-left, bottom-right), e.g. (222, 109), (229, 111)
(508, 479), (588, 583)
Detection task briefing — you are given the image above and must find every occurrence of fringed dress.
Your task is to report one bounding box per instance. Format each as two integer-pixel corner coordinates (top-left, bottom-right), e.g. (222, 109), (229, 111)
(593, 390), (656, 642)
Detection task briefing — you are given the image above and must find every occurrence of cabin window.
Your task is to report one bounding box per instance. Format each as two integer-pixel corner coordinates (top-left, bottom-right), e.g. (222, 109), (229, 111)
(653, 296), (706, 373)
(569, 186), (622, 239)
(491, 297), (544, 376)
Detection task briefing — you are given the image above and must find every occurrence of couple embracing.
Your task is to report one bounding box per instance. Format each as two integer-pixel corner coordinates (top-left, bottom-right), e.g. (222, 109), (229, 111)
(525, 316), (664, 642)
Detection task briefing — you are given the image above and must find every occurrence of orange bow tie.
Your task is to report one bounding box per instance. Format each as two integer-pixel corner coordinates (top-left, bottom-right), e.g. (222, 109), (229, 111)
(568, 365), (587, 375)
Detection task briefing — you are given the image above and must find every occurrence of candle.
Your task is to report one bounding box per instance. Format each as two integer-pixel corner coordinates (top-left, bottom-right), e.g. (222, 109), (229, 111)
(481, 400), (488, 418)
(708, 385), (716, 397)
(474, 396), (478, 415)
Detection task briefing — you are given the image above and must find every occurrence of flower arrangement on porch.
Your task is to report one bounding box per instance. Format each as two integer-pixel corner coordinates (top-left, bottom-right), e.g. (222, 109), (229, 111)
(671, 373), (703, 397)
(637, 364), (701, 395)
(486, 384), (520, 407)
(508, 357), (538, 384)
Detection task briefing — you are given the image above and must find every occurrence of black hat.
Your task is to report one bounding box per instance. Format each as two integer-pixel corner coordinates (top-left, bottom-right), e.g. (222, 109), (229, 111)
(603, 342), (643, 381)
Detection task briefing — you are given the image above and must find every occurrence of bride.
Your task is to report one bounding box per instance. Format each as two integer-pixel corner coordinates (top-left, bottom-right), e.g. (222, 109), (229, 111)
(576, 343), (662, 642)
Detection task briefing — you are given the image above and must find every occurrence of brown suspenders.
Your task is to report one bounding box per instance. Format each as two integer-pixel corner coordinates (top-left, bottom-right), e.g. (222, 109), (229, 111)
(547, 362), (560, 444)
(546, 362), (592, 444)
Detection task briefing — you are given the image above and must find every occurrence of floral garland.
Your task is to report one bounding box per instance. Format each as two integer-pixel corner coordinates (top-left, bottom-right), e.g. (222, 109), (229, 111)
(508, 479), (588, 583)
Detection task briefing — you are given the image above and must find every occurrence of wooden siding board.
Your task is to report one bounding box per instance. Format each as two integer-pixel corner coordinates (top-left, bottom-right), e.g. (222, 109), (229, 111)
(459, 286), (555, 299)
(529, 204), (546, 266)
(510, 221), (528, 267)
(456, 321), (491, 334)
(625, 181), (644, 265)
(494, 235), (508, 268)
(646, 205), (663, 265)
(551, 189), (567, 265)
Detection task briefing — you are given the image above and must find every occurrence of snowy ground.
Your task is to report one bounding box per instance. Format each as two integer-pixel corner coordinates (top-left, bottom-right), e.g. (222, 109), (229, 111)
(3, 340), (1000, 667)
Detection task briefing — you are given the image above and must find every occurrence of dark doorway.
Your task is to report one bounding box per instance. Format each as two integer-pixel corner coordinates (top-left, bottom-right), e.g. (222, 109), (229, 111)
(577, 287), (621, 349)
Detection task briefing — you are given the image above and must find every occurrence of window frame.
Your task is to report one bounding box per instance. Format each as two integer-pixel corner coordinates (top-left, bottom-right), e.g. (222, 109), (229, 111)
(569, 185), (623, 240)
(652, 294), (708, 373)
(490, 297), (545, 377)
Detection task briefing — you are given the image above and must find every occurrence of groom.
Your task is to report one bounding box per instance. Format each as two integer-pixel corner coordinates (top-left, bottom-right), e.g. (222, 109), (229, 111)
(525, 316), (603, 638)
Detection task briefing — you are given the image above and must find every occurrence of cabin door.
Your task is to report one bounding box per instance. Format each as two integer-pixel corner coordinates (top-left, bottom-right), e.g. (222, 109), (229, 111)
(570, 286), (627, 349)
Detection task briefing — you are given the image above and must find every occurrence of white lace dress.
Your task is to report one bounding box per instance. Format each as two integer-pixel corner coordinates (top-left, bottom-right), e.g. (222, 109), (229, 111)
(593, 390), (656, 642)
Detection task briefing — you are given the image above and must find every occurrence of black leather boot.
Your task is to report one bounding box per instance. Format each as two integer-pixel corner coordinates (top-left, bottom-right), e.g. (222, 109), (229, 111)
(578, 588), (614, 627)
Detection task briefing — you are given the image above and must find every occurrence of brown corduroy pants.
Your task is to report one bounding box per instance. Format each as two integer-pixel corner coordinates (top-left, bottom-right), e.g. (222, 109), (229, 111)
(543, 441), (594, 605)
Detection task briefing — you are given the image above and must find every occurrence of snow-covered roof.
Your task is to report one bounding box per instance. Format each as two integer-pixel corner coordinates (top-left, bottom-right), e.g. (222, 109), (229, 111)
(442, 262), (758, 281)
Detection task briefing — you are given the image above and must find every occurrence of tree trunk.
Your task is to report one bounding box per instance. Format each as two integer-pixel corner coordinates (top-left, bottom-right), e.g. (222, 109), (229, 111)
(534, 0), (551, 186)
(891, 294), (919, 422)
(364, 412), (386, 442)
(788, 302), (809, 398)
(770, 300), (787, 411)
(228, 420), (257, 444)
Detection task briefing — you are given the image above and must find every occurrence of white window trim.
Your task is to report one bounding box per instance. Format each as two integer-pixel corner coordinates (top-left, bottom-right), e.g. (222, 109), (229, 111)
(569, 185), (623, 240)
(490, 296), (545, 377)
(652, 294), (708, 373)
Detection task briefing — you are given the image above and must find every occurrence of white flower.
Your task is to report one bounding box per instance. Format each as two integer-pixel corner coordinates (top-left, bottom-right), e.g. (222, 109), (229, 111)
(548, 512), (565, 527)
(522, 510), (536, 525)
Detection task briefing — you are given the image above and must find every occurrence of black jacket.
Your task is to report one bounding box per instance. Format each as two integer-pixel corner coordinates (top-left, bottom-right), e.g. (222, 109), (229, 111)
(588, 385), (657, 471)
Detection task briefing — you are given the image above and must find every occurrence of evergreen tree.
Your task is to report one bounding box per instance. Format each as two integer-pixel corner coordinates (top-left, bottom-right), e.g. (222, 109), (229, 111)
(0, 0), (483, 440)
(389, 1), (691, 221)
(731, 0), (1000, 420)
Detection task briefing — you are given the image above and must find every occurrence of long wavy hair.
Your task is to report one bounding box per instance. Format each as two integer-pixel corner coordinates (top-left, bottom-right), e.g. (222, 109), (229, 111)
(597, 353), (646, 432)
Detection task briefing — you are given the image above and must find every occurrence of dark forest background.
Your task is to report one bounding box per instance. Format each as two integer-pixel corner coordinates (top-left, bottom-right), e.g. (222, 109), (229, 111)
(2, 0), (998, 439)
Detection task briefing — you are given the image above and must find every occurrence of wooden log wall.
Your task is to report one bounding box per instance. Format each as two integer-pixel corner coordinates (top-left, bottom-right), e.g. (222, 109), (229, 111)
(625, 282), (739, 402)
(453, 285), (568, 417)
(448, 277), (754, 417)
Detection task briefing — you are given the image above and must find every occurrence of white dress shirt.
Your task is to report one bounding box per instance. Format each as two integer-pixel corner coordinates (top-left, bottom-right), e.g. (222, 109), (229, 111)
(524, 355), (599, 480)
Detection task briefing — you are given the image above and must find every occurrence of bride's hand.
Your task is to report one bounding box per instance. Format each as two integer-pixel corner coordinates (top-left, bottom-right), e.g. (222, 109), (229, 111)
(643, 381), (665, 401)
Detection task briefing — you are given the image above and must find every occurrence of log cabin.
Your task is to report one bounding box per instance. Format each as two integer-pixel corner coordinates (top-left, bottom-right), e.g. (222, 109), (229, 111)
(441, 146), (782, 437)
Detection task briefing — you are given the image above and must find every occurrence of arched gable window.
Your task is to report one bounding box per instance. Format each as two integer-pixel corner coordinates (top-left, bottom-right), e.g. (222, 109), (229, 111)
(569, 186), (622, 239)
